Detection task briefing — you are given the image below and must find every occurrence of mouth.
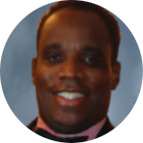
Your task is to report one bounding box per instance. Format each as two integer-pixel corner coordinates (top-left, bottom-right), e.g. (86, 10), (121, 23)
(53, 90), (88, 107)
(56, 92), (85, 100)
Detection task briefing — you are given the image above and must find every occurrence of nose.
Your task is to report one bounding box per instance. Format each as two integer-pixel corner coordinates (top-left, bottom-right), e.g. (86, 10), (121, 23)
(58, 59), (84, 80)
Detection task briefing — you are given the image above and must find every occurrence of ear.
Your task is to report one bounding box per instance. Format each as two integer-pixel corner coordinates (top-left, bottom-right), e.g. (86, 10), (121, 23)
(111, 61), (121, 90)
(32, 57), (38, 85)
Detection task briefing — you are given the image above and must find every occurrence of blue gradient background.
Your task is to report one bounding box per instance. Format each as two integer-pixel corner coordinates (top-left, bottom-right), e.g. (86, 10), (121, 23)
(0, 2), (142, 127)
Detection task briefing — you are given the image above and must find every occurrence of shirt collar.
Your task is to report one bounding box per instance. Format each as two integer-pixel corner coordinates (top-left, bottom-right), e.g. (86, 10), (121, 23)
(35, 116), (106, 141)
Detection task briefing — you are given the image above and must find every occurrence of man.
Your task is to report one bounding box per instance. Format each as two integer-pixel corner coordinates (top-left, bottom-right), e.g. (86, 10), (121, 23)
(28, 0), (121, 142)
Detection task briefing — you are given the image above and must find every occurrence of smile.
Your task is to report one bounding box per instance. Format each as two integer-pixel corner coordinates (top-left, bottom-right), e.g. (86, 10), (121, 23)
(53, 92), (89, 107)
(56, 92), (85, 100)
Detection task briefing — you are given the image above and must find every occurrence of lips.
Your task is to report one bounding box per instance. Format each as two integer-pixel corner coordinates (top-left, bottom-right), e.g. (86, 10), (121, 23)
(53, 90), (88, 107)
(54, 89), (88, 96)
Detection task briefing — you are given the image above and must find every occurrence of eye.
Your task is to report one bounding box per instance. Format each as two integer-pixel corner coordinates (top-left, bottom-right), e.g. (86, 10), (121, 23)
(48, 54), (59, 61)
(85, 56), (96, 62)
(85, 57), (94, 61)
(48, 53), (99, 64)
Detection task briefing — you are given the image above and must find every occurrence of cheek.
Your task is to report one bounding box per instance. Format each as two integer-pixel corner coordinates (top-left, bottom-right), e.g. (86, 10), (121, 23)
(86, 69), (112, 91)
(35, 66), (57, 89)
(35, 67), (56, 106)
(91, 70), (112, 109)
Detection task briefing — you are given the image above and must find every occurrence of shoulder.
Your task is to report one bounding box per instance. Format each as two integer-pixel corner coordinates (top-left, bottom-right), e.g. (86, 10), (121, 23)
(27, 118), (38, 131)
(96, 116), (115, 139)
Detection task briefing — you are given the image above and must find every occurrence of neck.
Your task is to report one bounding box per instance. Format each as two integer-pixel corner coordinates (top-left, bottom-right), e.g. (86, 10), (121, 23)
(38, 115), (106, 134)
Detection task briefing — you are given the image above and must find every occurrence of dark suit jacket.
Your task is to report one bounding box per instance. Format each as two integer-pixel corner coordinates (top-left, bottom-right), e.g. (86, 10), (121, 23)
(27, 116), (114, 141)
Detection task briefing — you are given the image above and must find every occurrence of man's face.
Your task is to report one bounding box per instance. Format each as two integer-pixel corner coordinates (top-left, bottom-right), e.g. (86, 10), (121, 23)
(32, 8), (120, 134)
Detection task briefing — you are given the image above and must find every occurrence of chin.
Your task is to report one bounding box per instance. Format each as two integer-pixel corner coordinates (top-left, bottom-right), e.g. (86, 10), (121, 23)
(53, 115), (83, 127)
(57, 121), (79, 127)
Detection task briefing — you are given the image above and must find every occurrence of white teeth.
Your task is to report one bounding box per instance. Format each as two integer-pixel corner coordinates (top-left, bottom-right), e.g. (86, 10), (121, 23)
(57, 92), (84, 100)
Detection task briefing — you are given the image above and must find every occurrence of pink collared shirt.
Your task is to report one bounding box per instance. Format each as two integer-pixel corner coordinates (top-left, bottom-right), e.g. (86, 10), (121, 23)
(35, 116), (106, 141)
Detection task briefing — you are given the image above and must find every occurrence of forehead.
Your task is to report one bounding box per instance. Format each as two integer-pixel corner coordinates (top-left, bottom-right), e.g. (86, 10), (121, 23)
(39, 8), (112, 55)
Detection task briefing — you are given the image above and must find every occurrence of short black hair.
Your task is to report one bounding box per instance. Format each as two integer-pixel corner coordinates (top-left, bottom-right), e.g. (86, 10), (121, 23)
(37, 0), (121, 65)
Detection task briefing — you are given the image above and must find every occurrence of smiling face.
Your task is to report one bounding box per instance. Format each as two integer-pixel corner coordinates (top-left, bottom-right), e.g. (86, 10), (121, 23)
(32, 8), (120, 134)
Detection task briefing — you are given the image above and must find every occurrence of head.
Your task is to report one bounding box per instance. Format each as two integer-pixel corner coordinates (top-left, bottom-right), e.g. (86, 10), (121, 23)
(32, 0), (121, 134)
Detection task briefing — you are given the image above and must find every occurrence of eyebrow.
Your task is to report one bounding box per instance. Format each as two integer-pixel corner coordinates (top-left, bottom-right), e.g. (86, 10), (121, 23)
(83, 45), (103, 54)
(42, 44), (103, 56)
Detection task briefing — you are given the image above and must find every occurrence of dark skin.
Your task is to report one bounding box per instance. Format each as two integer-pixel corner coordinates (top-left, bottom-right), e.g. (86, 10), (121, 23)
(32, 8), (121, 134)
